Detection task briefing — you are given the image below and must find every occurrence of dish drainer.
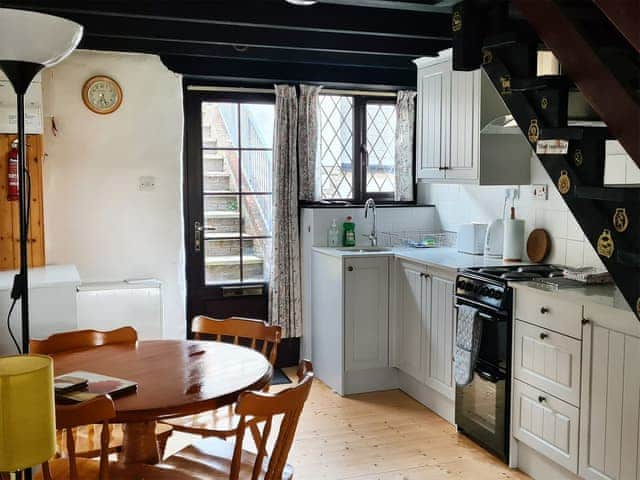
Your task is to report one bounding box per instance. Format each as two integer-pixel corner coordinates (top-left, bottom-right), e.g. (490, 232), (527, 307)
(380, 231), (457, 249)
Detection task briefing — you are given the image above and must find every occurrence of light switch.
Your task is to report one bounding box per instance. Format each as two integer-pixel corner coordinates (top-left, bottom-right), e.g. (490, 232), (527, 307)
(138, 176), (156, 191)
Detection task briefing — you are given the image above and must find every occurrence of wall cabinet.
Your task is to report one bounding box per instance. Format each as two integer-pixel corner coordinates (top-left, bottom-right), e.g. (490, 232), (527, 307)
(414, 50), (530, 185)
(395, 259), (456, 400)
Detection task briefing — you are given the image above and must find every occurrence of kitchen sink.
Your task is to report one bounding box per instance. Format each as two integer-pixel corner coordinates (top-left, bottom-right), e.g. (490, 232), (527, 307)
(336, 246), (391, 253)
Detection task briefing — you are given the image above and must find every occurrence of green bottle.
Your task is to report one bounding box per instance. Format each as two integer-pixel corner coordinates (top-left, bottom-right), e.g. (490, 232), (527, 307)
(343, 216), (356, 247)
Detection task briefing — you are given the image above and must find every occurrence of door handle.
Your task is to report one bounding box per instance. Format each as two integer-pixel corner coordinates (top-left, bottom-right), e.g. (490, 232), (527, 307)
(194, 221), (203, 252)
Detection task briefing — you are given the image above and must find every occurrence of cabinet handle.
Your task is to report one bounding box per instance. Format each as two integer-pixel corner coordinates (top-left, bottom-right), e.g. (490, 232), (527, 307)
(347, 266), (354, 272)
(540, 307), (549, 314)
(538, 395), (546, 403)
(539, 332), (549, 340)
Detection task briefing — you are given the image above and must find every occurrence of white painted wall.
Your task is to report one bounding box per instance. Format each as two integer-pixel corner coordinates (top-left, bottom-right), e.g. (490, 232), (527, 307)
(40, 50), (186, 339)
(418, 154), (605, 269)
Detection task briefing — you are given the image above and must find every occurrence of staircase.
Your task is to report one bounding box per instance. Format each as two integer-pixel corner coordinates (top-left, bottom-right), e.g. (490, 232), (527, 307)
(451, 0), (640, 320)
(203, 152), (264, 283)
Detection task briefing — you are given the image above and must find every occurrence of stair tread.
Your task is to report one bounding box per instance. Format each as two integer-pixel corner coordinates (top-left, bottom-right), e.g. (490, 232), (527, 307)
(205, 211), (239, 218)
(206, 255), (263, 266)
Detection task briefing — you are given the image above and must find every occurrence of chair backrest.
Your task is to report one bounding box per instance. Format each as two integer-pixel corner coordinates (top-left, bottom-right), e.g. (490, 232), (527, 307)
(42, 395), (116, 480)
(29, 327), (138, 355)
(232, 360), (314, 480)
(191, 316), (281, 366)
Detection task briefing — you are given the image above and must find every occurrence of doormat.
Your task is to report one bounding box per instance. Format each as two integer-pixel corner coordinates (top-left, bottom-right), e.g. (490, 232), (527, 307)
(271, 367), (292, 385)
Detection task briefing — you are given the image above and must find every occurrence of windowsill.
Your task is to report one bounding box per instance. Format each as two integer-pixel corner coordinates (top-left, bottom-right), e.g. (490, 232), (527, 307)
(299, 201), (435, 208)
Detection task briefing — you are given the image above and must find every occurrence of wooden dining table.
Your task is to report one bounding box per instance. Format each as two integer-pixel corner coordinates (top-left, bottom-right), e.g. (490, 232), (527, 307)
(52, 339), (273, 465)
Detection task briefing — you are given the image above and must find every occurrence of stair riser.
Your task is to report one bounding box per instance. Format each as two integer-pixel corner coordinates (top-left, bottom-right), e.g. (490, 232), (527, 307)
(204, 197), (238, 212)
(206, 263), (264, 283)
(206, 240), (259, 257)
(204, 156), (225, 173)
(205, 217), (240, 233)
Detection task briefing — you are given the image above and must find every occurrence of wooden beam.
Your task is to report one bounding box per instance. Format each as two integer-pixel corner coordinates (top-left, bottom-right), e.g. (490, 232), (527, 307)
(593, 0), (640, 52)
(513, 0), (640, 167)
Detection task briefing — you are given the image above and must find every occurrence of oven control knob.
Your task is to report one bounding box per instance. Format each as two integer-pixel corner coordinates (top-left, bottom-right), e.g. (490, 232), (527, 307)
(457, 280), (466, 290)
(480, 287), (490, 296)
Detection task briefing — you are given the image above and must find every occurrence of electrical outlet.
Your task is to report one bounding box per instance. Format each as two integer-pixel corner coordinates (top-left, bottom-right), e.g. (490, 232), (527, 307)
(532, 184), (548, 200)
(138, 176), (156, 191)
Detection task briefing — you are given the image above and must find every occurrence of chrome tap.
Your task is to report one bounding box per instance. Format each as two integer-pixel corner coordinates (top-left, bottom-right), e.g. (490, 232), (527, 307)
(363, 198), (377, 246)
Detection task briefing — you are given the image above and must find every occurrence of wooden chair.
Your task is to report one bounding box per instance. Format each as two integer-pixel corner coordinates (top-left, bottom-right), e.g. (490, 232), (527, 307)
(34, 395), (199, 480)
(30, 327), (173, 459)
(161, 316), (282, 442)
(161, 360), (314, 480)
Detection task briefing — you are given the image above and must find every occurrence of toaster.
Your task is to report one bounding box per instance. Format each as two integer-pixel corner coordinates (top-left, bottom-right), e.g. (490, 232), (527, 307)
(457, 223), (488, 255)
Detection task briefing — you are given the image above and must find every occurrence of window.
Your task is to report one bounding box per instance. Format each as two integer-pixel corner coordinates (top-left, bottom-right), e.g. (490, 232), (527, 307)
(318, 95), (406, 203)
(201, 101), (274, 285)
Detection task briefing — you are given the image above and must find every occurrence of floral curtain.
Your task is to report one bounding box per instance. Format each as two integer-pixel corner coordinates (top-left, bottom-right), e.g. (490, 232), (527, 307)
(298, 85), (323, 201)
(395, 90), (417, 202)
(270, 85), (302, 338)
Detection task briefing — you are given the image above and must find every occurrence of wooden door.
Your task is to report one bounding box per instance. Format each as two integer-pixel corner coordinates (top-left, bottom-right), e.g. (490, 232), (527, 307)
(396, 260), (424, 380)
(580, 322), (640, 480)
(416, 60), (450, 180)
(344, 256), (389, 372)
(0, 134), (45, 270)
(423, 274), (455, 399)
(446, 69), (480, 181)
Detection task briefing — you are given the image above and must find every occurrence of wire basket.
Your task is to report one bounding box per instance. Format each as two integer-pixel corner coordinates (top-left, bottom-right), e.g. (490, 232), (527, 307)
(380, 231), (456, 249)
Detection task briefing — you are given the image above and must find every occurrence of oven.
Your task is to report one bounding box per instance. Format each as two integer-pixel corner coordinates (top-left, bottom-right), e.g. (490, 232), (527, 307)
(454, 282), (512, 462)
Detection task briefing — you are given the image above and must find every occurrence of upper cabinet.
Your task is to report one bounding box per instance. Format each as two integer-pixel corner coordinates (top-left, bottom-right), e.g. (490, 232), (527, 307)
(414, 50), (531, 185)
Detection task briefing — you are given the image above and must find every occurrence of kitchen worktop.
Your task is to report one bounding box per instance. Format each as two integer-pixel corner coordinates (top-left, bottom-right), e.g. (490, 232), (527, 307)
(0, 264), (81, 290)
(312, 246), (527, 271)
(511, 280), (633, 314)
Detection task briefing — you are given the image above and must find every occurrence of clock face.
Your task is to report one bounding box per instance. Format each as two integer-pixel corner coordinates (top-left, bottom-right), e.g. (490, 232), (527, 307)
(83, 76), (122, 114)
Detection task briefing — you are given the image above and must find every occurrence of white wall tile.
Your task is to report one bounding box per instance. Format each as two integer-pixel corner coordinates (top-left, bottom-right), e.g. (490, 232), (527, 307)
(565, 240), (584, 268)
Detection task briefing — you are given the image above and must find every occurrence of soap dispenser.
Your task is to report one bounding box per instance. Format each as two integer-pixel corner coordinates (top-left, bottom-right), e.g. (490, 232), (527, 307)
(327, 219), (340, 247)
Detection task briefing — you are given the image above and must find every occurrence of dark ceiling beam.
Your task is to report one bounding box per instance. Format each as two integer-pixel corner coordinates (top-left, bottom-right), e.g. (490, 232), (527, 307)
(1, 1), (452, 39)
(163, 56), (416, 89)
(82, 36), (426, 70)
(33, 11), (443, 57)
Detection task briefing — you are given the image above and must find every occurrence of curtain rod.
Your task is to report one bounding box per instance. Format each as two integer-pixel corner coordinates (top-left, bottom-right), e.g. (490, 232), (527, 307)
(187, 85), (400, 98)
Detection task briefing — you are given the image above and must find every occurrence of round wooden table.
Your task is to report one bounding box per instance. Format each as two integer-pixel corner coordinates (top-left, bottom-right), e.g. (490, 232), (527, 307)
(52, 340), (273, 465)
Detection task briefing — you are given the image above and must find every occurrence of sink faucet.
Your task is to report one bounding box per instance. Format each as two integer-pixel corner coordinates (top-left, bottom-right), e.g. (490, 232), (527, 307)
(363, 198), (377, 246)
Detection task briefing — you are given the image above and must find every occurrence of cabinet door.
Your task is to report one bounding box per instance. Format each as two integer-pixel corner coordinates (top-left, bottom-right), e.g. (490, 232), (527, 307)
(395, 260), (425, 380)
(446, 69), (480, 181)
(416, 60), (450, 180)
(344, 257), (389, 372)
(580, 323), (640, 480)
(423, 274), (455, 399)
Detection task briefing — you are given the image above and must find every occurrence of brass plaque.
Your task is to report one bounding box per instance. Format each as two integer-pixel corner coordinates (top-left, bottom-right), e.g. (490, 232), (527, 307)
(528, 119), (540, 143)
(541, 97), (549, 109)
(574, 149), (583, 167)
(500, 76), (511, 95)
(597, 229), (615, 259)
(482, 49), (493, 65)
(452, 11), (462, 32)
(558, 170), (571, 195)
(613, 208), (629, 233)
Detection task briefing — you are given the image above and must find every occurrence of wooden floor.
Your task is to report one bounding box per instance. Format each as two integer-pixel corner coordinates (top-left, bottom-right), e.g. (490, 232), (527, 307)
(165, 368), (531, 479)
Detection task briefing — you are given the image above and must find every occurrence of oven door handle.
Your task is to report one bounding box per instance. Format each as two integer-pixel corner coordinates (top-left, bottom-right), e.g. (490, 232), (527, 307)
(475, 365), (505, 384)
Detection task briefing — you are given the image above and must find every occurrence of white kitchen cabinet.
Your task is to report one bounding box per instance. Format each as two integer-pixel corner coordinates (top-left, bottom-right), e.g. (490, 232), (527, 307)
(395, 259), (426, 380)
(395, 259), (456, 400)
(344, 257), (389, 372)
(579, 319), (640, 480)
(415, 57), (450, 180)
(423, 274), (455, 399)
(311, 251), (394, 395)
(414, 50), (530, 185)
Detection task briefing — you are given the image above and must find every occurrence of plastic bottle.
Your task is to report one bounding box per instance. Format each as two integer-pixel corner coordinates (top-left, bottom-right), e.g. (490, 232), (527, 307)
(327, 219), (340, 247)
(343, 216), (356, 247)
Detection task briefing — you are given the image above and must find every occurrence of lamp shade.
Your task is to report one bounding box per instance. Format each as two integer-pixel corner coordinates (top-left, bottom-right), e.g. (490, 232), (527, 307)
(0, 355), (56, 472)
(0, 8), (83, 67)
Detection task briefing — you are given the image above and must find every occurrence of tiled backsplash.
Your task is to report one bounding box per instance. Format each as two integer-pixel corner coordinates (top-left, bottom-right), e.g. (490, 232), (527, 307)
(419, 155), (606, 270)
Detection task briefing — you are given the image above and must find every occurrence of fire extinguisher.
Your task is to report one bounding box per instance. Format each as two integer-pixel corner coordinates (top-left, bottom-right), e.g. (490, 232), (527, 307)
(7, 139), (19, 201)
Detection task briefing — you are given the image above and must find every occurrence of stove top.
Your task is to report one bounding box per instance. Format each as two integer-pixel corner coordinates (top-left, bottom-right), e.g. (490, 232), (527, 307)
(456, 265), (564, 310)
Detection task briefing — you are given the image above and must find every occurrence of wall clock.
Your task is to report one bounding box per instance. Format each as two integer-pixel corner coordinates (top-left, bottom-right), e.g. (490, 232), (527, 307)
(82, 75), (123, 114)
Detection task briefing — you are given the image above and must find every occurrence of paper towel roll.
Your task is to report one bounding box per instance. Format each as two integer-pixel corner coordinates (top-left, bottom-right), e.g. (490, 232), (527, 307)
(503, 219), (525, 261)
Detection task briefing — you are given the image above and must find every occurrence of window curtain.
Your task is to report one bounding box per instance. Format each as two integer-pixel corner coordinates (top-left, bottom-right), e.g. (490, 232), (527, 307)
(298, 84), (323, 201)
(270, 85), (302, 338)
(395, 90), (417, 202)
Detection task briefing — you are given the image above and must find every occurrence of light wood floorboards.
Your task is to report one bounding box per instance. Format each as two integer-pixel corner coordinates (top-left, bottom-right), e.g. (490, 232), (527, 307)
(165, 368), (531, 479)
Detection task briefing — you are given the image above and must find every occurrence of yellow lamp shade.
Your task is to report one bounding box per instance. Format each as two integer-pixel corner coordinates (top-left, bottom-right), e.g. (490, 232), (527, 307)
(0, 355), (56, 472)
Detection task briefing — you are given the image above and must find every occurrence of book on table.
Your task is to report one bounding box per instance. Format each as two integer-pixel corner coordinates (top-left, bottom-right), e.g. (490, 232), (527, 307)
(55, 371), (137, 402)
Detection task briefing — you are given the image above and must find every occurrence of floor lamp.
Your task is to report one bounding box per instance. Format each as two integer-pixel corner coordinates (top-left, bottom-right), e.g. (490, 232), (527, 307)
(0, 8), (82, 357)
